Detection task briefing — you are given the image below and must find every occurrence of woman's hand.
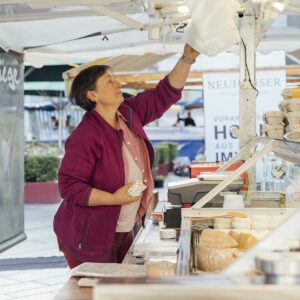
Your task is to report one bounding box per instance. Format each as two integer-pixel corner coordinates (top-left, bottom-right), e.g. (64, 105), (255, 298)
(184, 43), (200, 61)
(113, 183), (142, 205)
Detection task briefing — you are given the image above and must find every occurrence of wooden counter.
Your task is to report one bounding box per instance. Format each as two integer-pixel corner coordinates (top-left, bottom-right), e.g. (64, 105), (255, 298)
(54, 277), (92, 300)
(55, 277), (300, 300)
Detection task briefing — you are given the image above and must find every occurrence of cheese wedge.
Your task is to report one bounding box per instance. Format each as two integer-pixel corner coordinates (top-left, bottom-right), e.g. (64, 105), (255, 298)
(237, 233), (258, 250)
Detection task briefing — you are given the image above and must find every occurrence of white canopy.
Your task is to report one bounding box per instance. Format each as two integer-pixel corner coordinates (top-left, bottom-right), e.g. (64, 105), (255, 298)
(0, 0), (299, 66)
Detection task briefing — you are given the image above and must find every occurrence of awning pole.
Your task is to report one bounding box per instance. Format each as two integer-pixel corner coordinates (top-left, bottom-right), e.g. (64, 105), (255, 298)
(239, 4), (259, 207)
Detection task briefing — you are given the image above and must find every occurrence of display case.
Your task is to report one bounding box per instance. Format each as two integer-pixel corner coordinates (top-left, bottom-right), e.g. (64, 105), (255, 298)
(177, 136), (300, 278)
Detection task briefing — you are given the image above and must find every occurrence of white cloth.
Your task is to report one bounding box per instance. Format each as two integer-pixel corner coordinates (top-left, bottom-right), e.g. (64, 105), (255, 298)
(116, 145), (143, 233)
(185, 0), (240, 56)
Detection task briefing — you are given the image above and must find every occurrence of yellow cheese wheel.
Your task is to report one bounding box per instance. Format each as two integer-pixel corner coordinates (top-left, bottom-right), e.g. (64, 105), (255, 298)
(237, 233), (258, 250)
(199, 229), (238, 249)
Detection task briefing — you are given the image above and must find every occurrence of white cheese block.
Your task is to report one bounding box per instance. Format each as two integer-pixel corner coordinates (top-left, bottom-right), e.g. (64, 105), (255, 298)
(160, 228), (177, 239)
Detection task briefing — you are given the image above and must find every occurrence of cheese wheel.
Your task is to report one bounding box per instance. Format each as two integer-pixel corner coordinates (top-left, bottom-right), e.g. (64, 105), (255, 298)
(197, 246), (238, 272)
(214, 218), (232, 229)
(237, 233), (258, 250)
(199, 229), (237, 249)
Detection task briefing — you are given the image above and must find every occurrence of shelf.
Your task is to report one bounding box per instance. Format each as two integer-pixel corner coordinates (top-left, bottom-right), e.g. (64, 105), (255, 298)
(259, 137), (300, 164)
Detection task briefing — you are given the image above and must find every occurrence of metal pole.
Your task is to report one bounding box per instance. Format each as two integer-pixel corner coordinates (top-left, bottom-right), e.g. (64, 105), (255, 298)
(239, 5), (259, 206)
(239, 13), (257, 147)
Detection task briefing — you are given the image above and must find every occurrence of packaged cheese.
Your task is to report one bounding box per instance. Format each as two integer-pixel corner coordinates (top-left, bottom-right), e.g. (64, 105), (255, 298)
(197, 246), (239, 272)
(199, 229), (237, 249)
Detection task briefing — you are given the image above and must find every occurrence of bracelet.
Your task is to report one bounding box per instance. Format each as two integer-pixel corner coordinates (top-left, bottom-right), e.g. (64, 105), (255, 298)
(181, 54), (195, 65)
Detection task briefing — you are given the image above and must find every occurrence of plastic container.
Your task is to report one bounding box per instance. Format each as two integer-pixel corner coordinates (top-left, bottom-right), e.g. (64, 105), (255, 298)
(223, 194), (244, 209)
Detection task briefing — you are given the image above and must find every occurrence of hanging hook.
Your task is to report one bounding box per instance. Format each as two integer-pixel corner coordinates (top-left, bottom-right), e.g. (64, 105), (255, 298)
(102, 34), (109, 41)
(176, 22), (188, 33)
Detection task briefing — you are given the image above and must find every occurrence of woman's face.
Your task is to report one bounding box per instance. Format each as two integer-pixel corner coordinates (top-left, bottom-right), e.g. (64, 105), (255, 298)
(88, 71), (124, 107)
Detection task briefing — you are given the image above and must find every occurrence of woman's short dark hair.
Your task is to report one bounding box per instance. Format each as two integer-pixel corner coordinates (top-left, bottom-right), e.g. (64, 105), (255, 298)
(69, 65), (111, 111)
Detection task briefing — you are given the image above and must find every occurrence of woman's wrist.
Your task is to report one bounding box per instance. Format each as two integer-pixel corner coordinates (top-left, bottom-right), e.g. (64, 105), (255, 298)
(183, 43), (200, 62)
(181, 53), (195, 65)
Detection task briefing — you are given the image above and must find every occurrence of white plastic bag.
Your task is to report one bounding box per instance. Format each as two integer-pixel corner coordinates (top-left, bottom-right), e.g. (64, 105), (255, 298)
(185, 0), (240, 56)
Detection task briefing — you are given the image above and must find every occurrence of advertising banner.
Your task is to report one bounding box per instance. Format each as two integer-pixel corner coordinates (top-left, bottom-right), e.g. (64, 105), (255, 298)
(203, 53), (286, 162)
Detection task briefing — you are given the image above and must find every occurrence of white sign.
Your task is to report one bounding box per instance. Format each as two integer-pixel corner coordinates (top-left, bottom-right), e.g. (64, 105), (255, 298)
(203, 56), (286, 162)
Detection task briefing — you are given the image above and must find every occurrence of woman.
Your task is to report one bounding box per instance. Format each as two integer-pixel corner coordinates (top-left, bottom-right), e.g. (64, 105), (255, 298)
(53, 44), (199, 268)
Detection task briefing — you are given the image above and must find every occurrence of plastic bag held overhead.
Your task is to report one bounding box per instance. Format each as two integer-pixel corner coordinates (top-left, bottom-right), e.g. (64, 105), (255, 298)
(185, 0), (240, 56)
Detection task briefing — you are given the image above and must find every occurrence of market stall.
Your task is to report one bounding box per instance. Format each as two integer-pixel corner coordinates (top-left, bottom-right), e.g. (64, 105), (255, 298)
(54, 119), (300, 300)
(51, 1), (300, 298)
(0, 0), (299, 298)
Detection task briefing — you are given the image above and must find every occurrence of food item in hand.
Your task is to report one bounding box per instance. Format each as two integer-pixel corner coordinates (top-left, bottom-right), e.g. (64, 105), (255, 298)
(199, 229), (237, 249)
(127, 180), (147, 197)
(197, 246), (240, 272)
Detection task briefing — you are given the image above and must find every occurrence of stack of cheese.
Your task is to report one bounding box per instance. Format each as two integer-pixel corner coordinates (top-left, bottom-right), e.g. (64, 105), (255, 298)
(196, 229), (258, 272)
(279, 87), (300, 141)
(214, 215), (284, 230)
(262, 111), (285, 139)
